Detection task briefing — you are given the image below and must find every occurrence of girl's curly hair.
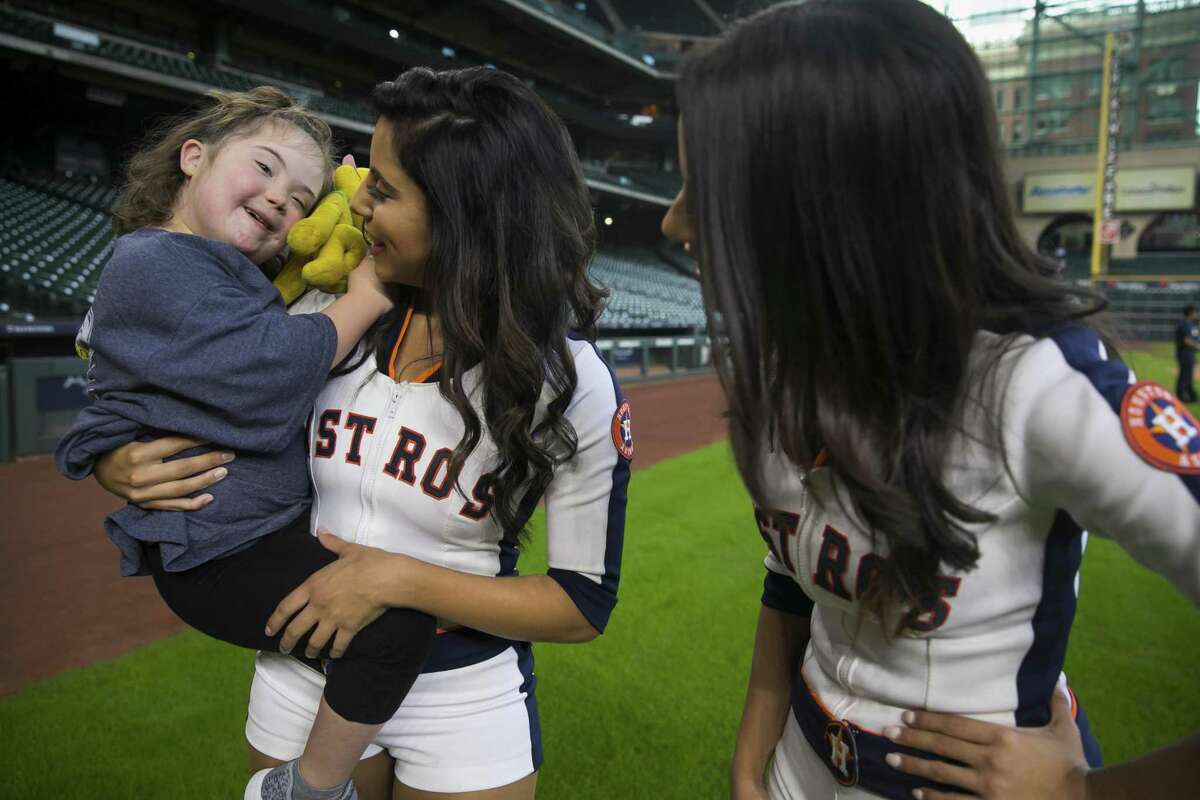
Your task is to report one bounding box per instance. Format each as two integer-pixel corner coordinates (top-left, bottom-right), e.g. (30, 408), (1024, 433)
(112, 86), (334, 236)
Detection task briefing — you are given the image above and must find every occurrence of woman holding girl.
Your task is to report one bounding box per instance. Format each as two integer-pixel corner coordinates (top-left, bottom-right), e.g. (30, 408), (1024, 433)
(92, 66), (629, 800)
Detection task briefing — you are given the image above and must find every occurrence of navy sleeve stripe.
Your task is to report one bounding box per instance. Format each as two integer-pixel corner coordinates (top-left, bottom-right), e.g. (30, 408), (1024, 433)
(1050, 326), (1200, 505)
(762, 569), (815, 617)
(548, 568), (618, 633)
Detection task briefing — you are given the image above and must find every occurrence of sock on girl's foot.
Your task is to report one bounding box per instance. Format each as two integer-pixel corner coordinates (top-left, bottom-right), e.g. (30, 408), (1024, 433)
(244, 759), (357, 800)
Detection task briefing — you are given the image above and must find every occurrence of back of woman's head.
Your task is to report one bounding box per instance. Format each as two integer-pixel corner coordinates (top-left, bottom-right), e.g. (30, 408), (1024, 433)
(678, 0), (1101, 627)
(112, 86), (334, 235)
(370, 66), (605, 541)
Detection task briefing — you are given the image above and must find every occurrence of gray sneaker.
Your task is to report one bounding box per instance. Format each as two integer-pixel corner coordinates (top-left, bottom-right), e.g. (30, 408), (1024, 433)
(244, 761), (358, 800)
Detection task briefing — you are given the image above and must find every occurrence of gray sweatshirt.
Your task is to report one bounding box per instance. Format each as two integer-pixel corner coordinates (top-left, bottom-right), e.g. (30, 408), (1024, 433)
(55, 229), (336, 576)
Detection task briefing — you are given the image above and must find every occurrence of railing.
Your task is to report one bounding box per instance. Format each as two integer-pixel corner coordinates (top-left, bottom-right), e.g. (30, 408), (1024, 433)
(596, 334), (712, 382)
(1091, 279), (1200, 340)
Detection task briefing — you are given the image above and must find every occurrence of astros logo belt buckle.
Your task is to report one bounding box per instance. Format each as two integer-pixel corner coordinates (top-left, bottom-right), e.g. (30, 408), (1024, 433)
(1121, 382), (1200, 474)
(825, 719), (860, 787)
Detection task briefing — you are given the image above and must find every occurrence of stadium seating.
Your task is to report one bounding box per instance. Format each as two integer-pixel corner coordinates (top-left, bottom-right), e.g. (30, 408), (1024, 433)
(0, 302), (38, 324)
(529, 1), (616, 41)
(0, 6), (376, 125)
(582, 162), (681, 200)
(605, 0), (719, 37)
(0, 178), (113, 316)
(13, 172), (117, 214)
(591, 249), (705, 329)
(2, 4), (677, 153)
(0, 175), (704, 330)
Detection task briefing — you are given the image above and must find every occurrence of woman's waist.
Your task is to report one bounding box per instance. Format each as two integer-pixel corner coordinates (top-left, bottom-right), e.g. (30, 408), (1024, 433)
(799, 652), (1024, 732)
(804, 603), (1040, 729)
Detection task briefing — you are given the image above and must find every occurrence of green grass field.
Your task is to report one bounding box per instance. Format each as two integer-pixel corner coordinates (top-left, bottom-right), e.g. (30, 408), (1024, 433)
(2, 348), (1197, 798)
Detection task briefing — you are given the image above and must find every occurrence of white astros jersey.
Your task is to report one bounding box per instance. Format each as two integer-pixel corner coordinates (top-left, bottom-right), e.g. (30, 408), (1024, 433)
(755, 326), (1200, 798)
(286, 291), (630, 672)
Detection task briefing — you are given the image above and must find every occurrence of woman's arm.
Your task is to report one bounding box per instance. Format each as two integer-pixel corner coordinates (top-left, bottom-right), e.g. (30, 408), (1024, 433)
(368, 552), (598, 644)
(265, 533), (596, 659)
(731, 605), (810, 800)
(886, 690), (1199, 799)
(94, 437), (233, 511)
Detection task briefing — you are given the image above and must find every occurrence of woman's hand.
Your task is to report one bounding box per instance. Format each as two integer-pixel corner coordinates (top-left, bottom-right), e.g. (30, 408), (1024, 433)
(265, 530), (400, 659)
(94, 437), (234, 511)
(884, 689), (1089, 800)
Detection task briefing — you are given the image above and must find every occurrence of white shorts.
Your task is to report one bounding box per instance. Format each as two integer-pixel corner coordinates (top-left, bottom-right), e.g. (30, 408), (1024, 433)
(768, 713), (880, 800)
(246, 645), (541, 793)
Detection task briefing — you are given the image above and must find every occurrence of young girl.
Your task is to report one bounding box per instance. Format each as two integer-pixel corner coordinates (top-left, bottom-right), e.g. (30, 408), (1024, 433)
(661, 1), (1200, 798)
(55, 86), (436, 800)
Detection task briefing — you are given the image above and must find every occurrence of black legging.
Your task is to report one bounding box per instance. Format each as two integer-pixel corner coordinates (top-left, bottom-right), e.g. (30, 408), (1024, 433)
(144, 513), (435, 725)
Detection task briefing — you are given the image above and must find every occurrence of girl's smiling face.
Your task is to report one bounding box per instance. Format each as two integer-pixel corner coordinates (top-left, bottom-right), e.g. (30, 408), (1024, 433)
(171, 122), (326, 264)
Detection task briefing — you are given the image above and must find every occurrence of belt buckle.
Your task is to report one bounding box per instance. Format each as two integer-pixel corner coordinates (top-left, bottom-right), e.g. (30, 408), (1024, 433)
(824, 719), (860, 787)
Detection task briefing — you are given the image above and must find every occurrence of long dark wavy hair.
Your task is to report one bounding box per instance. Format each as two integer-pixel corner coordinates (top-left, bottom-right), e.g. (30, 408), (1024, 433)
(677, 0), (1106, 629)
(363, 66), (605, 543)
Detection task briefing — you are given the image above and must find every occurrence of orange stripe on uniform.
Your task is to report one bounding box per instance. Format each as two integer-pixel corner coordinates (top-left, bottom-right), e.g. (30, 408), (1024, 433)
(387, 306), (416, 382)
(412, 360), (443, 384)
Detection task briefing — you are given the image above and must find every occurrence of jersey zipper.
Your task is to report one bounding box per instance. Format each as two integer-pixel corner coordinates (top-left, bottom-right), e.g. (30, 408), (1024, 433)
(794, 471), (811, 583)
(352, 382), (405, 545)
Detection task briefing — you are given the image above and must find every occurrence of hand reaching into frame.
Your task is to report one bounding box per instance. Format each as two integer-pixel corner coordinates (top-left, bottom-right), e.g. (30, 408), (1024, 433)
(883, 689), (1088, 800)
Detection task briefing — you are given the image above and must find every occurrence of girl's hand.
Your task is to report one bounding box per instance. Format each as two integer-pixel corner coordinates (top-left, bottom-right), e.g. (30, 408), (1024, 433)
(95, 437), (234, 511)
(266, 530), (400, 659)
(347, 254), (392, 314)
(884, 689), (1089, 800)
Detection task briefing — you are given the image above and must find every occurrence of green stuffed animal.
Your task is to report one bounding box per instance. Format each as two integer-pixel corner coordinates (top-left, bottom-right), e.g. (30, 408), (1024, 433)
(273, 156), (368, 305)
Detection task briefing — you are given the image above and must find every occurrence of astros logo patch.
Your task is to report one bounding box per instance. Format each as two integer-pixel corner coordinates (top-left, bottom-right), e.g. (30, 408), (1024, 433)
(1120, 382), (1200, 474)
(611, 399), (633, 461)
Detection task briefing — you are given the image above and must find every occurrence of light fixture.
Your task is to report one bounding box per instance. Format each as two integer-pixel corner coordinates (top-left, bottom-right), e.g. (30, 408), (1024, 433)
(389, 28), (399, 39)
(604, 217), (614, 226)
